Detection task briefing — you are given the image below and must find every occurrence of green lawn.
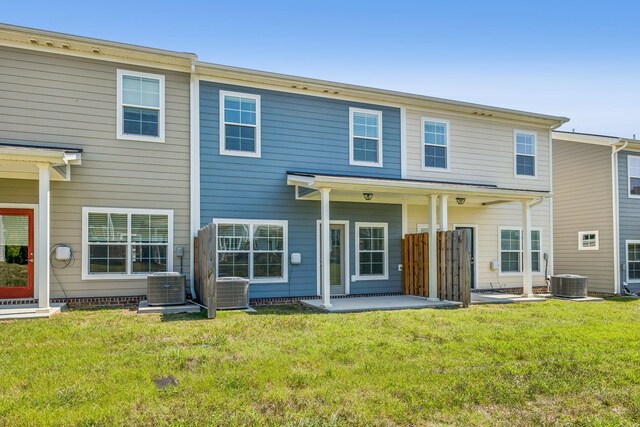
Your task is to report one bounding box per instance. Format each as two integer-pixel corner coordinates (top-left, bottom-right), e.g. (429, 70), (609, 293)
(1, 299), (639, 426)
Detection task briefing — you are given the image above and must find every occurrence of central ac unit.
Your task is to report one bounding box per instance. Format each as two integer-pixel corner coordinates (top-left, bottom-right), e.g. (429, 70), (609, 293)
(147, 272), (186, 306)
(215, 277), (250, 309)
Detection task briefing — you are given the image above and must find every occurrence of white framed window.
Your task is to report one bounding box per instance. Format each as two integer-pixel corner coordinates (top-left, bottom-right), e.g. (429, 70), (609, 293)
(214, 219), (287, 283)
(626, 240), (640, 282)
(355, 222), (388, 280)
(219, 91), (261, 158)
(422, 118), (450, 171)
(578, 231), (599, 251)
(349, 107), (383, 167)
(514, 130), (537, 178)
(498, 227), (542, 274)
(628, 155), (640, 198)
(82, 208), (173, 280)
(416, 224), (441, 233)
(116, 70), (165, 142)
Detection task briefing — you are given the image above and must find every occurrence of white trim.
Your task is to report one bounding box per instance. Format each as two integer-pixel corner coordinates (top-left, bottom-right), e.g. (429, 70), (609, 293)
(354, 222), (389, 281)
(578, 231), (600, 251)
(421, 117), (451, 172)
(0, 204), (38, 299)
(219, 90), (261, 158)
(189, 74), (200, 297)
(625, 240), (640, 283)
(627, 155), (640, 198)
(212, 218), (288, 284)
(497, 226), (543, 276)
(315, 220), (350, 296)
(400, 107), (407, 178)
(194, 72), (567, 128)
(349, 107), (383, 167)
(514, 129), (537, 179)
(453, 224), (479, 289)
(548, 129), (554, 277)
(81, 207), (174, 280)
(401, 203), (408, 236)
(116, 69), (165, 143)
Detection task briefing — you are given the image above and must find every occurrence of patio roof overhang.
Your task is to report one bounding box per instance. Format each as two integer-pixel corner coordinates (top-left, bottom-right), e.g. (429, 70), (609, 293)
(287, 171), (550, 205)
(0, 142), (83, 181)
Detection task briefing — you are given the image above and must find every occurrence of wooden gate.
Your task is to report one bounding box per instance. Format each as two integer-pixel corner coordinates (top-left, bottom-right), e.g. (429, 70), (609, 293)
(193, 223), (215, 305)
(402, 229), (471, 307)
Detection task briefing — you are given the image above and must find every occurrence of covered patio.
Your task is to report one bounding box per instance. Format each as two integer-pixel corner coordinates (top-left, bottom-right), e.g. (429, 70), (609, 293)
(0, 142), (81, 319)
(287, 171), (549, 309)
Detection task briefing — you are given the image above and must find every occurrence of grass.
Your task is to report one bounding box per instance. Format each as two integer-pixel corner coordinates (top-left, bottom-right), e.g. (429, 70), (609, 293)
(0, 299), (639, 426)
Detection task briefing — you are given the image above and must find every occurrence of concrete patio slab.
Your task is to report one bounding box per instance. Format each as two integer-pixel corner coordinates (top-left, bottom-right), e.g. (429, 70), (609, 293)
(138, 301), (201, 314)
(538, 293), (604, 302)
(0, 303), (66, 320)
(471, 292), (547, 305)
(300, 295), (462, 313)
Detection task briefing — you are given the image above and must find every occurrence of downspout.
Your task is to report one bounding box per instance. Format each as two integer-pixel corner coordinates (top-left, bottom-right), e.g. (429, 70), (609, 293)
(612, 140), (628, 294)
(189, 60), (200, 299)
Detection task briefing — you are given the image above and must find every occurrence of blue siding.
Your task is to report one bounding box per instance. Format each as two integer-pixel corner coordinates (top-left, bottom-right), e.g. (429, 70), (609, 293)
(200, 81), (403, 298)
(618, 150), (640, 291)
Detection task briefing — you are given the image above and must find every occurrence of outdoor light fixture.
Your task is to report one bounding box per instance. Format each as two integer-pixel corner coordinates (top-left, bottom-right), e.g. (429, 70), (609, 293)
(363, 193), (373, 201)
(456, 197), (466, 205)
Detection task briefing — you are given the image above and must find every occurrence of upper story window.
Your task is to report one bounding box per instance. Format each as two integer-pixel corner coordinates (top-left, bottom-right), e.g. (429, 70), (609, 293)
(349, 107), (383, 167)
(515, 131), (536, 177)
(628, 155), (640, 197)
(422, 118), (449, 171)
(219, 91), (261, 158)
(116, 70), (165, 142)
(82, 207), (173, 280)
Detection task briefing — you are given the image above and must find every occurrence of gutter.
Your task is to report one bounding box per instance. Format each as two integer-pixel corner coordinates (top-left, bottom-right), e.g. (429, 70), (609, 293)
(612, 140), (628, 294)
(188, 59), (200, 300)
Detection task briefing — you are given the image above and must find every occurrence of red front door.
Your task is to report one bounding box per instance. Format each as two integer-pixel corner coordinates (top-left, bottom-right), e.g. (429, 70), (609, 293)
(0, 209), (34, 299)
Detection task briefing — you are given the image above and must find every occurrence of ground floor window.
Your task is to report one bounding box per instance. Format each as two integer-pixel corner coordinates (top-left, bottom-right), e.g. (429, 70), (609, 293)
(215, 219), (287, 283)
(82, 208), (172, 279)
(499, 227), (542, 274)
(355, 222), (388, 279)
(627, 241), (640, 282)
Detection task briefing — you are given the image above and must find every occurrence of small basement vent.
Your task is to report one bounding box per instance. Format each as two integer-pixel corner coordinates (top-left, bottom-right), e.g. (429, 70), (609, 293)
(147, 272), (186, 306)
(550, 274), (588, 298)
(216, 277), (250, 309)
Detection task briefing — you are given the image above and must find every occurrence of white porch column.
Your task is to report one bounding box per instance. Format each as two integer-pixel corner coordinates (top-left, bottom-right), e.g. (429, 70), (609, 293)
(522, 200), (533, 297)
(320, 188), (332, 308)
(428, 194), (438, 301)
(37, 164), (50, 310)
(0, 216), (5, 263)
(439, 195), (448, 231)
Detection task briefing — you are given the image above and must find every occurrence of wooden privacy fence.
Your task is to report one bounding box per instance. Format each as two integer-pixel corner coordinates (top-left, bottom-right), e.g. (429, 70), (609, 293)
(402, 229), (471, 307)
(193, 223), (215, 307)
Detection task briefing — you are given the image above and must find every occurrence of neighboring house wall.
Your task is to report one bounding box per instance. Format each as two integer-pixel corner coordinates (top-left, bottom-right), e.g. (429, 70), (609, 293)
(0, 46), (191, 298)
(405, 108), (551, 192)
(552, 139), (615, 293)
(407, 201), (551, 289)
(200, 81), (402, 298)
(403, 107), (552, 290)
(618, 150), (640, 291)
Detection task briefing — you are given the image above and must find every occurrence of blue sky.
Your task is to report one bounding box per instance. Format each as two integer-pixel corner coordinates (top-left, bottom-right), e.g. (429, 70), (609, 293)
(4, 1), (640, 136)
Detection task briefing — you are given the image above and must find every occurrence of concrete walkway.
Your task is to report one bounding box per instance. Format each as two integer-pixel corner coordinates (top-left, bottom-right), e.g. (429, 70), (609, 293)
(300, 295), (462, 313)
(471, 292), (547, 305)
(0, 303), (66, 320)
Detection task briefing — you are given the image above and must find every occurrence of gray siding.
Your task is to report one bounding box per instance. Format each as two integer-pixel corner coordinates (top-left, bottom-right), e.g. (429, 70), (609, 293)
(553, 139), (615, 293)
(618, 150), (640, 292)
(0, 46), (191, 298)
(200, 81), (402, 298)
